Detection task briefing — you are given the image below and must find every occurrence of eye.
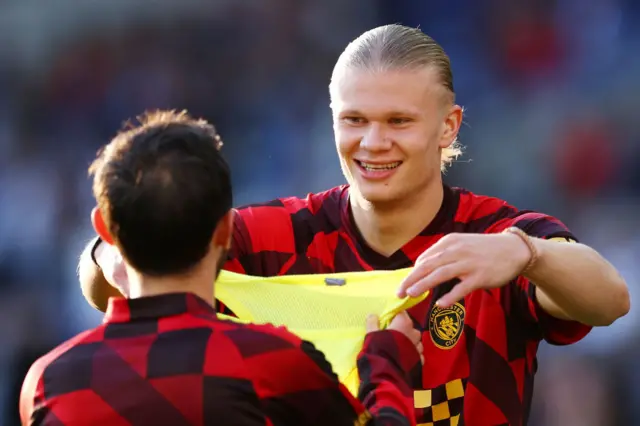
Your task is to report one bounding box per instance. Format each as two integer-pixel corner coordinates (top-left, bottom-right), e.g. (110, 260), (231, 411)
(341, 116), (367, 125)
(389, 117), (412, 125)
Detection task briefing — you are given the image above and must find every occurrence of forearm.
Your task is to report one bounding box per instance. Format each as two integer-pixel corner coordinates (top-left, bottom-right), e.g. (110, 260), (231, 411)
(78, 238), (120, 312)
(358, 330), (419, 426)
(527, 238), (630, 326)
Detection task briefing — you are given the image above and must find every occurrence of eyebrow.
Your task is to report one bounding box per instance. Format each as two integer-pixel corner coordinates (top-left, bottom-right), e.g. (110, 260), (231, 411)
(339, 110), (364, 116)
(339, 109), (420, 117)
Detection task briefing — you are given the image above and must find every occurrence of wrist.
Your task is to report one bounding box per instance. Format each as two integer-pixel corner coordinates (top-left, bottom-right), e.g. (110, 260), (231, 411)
(502, 227), (539, 276)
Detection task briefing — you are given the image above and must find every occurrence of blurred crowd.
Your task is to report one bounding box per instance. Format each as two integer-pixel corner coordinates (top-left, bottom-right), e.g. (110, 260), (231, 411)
(1, 1), (638, 425)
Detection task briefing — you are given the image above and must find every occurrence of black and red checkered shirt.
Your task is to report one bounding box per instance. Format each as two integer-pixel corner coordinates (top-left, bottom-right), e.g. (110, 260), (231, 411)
(220, 184), (592, 425)
(20, 293), (420, 425)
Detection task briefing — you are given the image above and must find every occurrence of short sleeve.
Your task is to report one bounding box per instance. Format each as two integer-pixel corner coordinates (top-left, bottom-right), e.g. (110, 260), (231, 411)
(223, 209), (251, 274)
(223, 202), (298, 277)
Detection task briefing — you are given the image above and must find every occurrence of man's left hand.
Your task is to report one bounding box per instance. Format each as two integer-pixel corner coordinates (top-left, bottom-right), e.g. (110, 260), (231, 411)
(397, 232), (531, 307)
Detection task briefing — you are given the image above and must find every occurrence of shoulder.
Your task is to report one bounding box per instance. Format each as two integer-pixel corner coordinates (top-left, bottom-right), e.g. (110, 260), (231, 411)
(20, 327), (104, 420)
(222, 322), (341, 393)
(221, 321), (304, 349)
(230, 186), (347, 256)
(234, 185), (347, 223)
(220, 321), (328, 368)
(26, 326), (103, 380)
(451, 187), (575, 239)
(452, 187), (518, 224)
(218, 322), (320, 374)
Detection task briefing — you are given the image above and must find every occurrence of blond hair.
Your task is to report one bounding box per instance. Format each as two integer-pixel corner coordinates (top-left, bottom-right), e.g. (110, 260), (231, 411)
(330, 24), (462, 171)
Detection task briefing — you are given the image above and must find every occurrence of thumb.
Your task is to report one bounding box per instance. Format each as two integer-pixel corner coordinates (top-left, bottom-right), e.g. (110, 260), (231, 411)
(366, 314), (380, 333)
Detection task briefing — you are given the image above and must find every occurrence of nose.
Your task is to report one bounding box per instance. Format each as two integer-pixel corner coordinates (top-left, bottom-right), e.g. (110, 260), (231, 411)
(359, 123), (392, 152)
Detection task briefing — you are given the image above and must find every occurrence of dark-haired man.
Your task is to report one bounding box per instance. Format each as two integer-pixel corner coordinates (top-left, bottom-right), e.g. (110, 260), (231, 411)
(20, 110), (422, 426)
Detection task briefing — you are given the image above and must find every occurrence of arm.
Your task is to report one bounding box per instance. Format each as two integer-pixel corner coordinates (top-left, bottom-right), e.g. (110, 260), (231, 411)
(19, 372), (32, 426)
(505, 213), (630, 327)
(251, 330), (417, 426)
(19, 356), (46, 426)
(357, 330), (421, 425)
(526, 236), (630, 326)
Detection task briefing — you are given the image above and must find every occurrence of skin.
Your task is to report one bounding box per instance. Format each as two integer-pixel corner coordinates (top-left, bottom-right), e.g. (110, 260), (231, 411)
(85, 66), (629, 327)
(331, 67), (462, 257)
(331, 66), (629, 326)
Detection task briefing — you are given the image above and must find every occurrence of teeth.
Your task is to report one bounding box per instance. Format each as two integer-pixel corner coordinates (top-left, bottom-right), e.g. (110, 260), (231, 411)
(360, 161), (400, 171)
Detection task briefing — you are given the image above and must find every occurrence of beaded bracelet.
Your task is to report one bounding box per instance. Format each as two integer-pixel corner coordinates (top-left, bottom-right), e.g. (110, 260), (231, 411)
(503, 227), (538, 276)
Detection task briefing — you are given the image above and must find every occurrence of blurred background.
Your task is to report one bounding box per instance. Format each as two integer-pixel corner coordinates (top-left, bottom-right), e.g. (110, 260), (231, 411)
(0, 1), (638, 425)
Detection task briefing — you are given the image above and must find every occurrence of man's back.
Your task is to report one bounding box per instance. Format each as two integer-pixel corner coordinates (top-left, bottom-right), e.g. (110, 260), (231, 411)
(34, 110), (423, 426)
(20, 293), (380, 426)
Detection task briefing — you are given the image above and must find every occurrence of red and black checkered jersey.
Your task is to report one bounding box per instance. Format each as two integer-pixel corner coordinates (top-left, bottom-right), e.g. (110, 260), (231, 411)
(222, 184), (593, 426)
(20, 293), (420, 426)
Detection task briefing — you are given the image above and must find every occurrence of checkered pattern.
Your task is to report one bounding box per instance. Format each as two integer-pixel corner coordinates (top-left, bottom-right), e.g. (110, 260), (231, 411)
(20, 293), (418, 425)
(414, 379), (466, 426)
(220, 184), (592, 425)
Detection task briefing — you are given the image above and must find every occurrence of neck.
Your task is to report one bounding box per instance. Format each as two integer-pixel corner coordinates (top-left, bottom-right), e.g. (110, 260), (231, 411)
(125, 258), (217, 307)
(350, 182), (444, 256)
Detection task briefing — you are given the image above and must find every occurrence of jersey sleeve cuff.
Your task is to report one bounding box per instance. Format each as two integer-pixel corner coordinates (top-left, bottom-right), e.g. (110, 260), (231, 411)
(362, 329), (422, 376)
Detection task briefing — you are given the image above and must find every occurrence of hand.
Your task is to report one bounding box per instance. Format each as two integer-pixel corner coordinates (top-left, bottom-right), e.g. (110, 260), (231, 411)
(397, 232), (531, 308)
(95, 242), (130, 296)
(366, 312), (424, 364)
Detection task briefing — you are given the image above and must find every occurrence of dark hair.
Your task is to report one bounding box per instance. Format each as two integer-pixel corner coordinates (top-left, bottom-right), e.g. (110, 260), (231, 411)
(89, 110), (232, 276)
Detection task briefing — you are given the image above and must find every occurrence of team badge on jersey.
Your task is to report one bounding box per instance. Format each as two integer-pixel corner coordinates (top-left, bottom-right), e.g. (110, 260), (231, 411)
(429, 302), (465, 350)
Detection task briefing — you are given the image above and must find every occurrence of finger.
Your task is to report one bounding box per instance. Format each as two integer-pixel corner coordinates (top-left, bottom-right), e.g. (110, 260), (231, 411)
(414, 234), (458, 263)
(366, 314), (380, 333)
(414, 242), (443, 264)
(394, 310), (410, 323)
(416, 342), (424, 355)
(435, 279), (476, 308)
(405, 262), (467, 298)
(397, 251), (456, 297)
(397, 311), (418, 332)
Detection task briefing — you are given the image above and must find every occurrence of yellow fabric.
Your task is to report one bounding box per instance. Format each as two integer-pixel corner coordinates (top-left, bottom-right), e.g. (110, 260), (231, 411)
(215, 268), (427, 396)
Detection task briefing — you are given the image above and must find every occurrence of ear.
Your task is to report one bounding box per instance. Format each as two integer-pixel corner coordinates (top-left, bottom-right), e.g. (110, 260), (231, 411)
(91, 207), (115, 245)
(212, 210), (234, 250)
(438, 104), (464, 149)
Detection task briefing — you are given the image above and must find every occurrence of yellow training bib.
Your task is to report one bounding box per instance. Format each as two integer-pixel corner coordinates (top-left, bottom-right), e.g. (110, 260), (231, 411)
(216, 268), (427, 396)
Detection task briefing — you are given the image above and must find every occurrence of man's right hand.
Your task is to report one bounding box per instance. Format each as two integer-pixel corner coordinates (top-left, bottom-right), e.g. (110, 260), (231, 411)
(366, 312), (424, 364)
